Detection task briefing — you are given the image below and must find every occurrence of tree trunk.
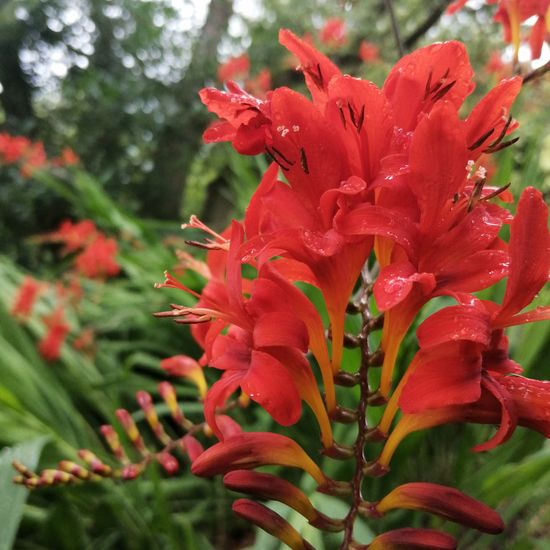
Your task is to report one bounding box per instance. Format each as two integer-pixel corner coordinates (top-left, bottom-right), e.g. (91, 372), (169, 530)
(147, 0), (234, 220)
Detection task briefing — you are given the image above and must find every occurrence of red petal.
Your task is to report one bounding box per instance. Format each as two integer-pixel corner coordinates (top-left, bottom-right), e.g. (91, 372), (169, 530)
(253, 311), (309, 351)
(417, 304), (492, 349)
(335, 204), (419, 259)
(501, 376), (550, 437)
(269, 87), (348, 203)
(383, 41), (474, 132)
(408, 101), (469, 232)
(435, 249), (508, 294)
(424, 206), (503, 271)
(326, 75), (394, 182)
(399, 342), (482, 413)
(204, 371), (244, 439)
(279, 28), (340, 106)
(472, 374), (517, 452)
(498, 187), (550, 321)
(374, 262), (435, 311)
(464, 77), (522, 158)
(242, 350), (302, 426)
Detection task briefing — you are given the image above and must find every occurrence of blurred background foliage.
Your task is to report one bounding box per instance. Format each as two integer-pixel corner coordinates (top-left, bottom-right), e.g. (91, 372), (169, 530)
(0, 0), (550, 548)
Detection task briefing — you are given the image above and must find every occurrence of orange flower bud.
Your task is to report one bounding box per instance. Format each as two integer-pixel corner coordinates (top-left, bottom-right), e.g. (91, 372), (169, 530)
(374, 482), (503, 534)
(224, 470), (343, 532)
(191, 432), (327, 485)
(232, 499), (314, 550)
(367, 527), (456, 550)
(115, 409), (147, 456)
(136, 391), (169, 444)
(161, 355), (208, 398)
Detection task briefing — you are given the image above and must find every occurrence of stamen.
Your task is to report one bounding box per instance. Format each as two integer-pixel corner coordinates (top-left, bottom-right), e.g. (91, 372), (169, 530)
(271, 145), (295, 167)
(337, 104), (347, 129)
(484, 136), (519, 154)
(468, 127), (495, 151)
(348, 102), (357, 128)
(424, 70), (433, 100)
(432, 80), (456, 101)
(356, 105), (365, 132)
(487, 114), (513, 149)
(300, 148), (310, 174)
(265, 146), (290, 171)
(154, 271), (201, 298)
(481, 182), (511, 202)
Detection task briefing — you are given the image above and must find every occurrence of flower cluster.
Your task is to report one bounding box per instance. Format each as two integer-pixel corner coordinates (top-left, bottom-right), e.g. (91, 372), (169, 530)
(39, 219), (120, 279)
(11, 219), (120, 361)
(164, 29), (549, 548)
(448, 0), (550, 62)
(12, 27), (549, 550)
(0, 132), (78, 177)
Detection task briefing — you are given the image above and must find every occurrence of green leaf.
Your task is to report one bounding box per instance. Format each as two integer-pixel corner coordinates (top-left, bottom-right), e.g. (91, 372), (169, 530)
(0, 436), (49, 550)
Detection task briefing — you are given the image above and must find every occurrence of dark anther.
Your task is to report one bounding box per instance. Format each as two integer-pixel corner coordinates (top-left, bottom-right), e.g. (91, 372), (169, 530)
(338, 105), (347, 129)
(271, 145), (294, 166)
(432, 80), (456, 101)
(424, 70), (433, 100)
(264, 146), (289, 171)
(348, 102), (357, 128)
(467, 177), (486, 212)
(356, 105), (365, 132)
(300, 147), (310, 174)
(452, 192), (460, 204)
(487, 114), (513, 149)
(307, 63), (324, 90)
(482, 181), (511, 202)
(468, 127), (495, 150)
(485, 136), (519, 154)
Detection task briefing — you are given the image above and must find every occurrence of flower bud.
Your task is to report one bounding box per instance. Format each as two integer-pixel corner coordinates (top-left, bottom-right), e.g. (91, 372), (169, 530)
(160, 355), (208, 398)
(232, 499), (314, 550)
(366, 527), (456, 550)
(374, 482), (503, 534)
(191, 432), (327, 485)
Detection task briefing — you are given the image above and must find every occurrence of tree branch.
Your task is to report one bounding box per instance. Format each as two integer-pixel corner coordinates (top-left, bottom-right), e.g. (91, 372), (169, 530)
(522, 59), (550, 85)
(404, 0), (454, 50)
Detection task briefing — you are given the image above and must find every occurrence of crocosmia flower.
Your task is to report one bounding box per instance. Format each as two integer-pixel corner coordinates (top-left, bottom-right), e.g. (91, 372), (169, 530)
(11, 276), (44, 319)
(39, 306), (70, 361)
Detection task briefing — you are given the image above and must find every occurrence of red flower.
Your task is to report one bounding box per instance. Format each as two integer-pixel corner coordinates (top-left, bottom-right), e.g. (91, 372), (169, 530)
(11, 276), (44, 319)
(157, 222), (333, 447)
(52, 147), (80, 167)
(217, 54), (250, 82)
(75, 235), (120, 279)
(358, 40), (380, 62)
(319, 18), (347, 48)
(245, 68), (272, 98)
(0, 133), (30, 163)
(39, 306), (70, 361)
(375, 187), (550, 460)
(448, 0), (550, 60)
(200, 81), (272, 155)
(42, 219), (98, 254)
